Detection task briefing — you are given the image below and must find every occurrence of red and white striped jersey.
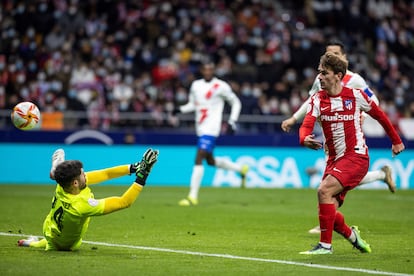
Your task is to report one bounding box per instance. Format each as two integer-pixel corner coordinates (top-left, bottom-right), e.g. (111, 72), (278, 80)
(180, 77), (241, 137)
(293, 70), (378, 122)
(299, 86), (402, 161)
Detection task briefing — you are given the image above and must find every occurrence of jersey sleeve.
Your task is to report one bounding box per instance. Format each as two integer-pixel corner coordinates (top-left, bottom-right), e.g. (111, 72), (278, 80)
(356, 89), (402, 145)
(85, 165), (130, 185)
(75, 197), (106, 217)
(299, 94), (319, 145)
(220, 82), (241, 122)
(180, 83), (196, 113)
(308, 77), (320, 96)
(293, 96), (311, 122)
(102, 183), (143, 214)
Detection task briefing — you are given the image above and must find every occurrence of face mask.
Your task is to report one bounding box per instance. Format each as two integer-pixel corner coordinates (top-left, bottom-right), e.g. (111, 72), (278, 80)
(28, 62), (37, 72)
(68, 90), (77, 99)
(241, 87), (251, 96)
(286, 72), (296, 82)
(236, 54), (248, 64)
(252, 87), (262, 97)
(119, 101), (129, 111)
(20, 88), (29, 99)
(27, 28), (35, 38)
(192, 25), (202, 34)
(38, 3), (47, 12)
(17, 74), (26, 83)
(224, 36), (234, 46)
(57, 101), (67, 111)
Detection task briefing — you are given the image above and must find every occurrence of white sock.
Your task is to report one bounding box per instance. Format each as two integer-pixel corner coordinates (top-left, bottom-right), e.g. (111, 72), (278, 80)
(359, 170), (385, 185)
(188, 165), (204, 200)
(215, 157), (241, 172)
(319, 242), (332, 249)
(348, 231), (356, 243)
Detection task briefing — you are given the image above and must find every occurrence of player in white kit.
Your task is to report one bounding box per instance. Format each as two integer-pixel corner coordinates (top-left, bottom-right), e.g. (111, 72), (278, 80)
(176, 61), (249, 206)
(281, 40), (396, 233)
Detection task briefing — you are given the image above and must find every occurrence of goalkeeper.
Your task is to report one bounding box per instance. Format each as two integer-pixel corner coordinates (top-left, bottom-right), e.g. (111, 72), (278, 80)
(18, 148), (159, 251)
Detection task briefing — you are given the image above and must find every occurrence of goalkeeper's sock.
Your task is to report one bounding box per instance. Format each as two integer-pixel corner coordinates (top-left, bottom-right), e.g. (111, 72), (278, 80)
(215, 157), (241, 172)
(188, 165), (204, 200)
(30, 238), (47, 248)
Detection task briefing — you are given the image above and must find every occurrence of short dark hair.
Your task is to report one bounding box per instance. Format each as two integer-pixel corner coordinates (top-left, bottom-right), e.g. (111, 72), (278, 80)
(54, 160), (83, 189)
(319, 52), (348, 79)
(326, 39), (346, 55)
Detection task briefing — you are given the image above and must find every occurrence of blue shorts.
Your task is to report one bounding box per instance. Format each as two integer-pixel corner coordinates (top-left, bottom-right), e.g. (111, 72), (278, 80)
(197, 135), (216, 153)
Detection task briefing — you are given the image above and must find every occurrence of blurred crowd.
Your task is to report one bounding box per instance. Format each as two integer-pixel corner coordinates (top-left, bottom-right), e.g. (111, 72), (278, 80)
(0, 0), (413, 131)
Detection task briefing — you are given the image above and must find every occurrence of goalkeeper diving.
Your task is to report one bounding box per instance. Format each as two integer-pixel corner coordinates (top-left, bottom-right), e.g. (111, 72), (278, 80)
(17, 148), (159, 251)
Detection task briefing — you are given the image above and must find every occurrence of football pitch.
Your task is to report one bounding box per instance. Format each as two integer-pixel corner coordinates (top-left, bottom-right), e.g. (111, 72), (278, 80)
(1, 185), (413, 276)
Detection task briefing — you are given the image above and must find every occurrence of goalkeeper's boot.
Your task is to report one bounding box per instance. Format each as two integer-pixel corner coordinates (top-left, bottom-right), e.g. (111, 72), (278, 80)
(308, 225), (321, 234)
(178, 196), (198, 206)
(17, 236), (39, 247)
(381, 165), (396, 193)
(240, 165), (249, 188)
(300, 243), (332, 255)
(350, 226), (372, 253)
(50, 149), (65, 180)
(134, 149), (159, 185)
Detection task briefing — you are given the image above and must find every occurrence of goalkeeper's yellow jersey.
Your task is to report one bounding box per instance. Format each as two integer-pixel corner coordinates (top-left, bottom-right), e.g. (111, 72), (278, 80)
(43, 178), (104, 250)
(42, 165), (135, 251)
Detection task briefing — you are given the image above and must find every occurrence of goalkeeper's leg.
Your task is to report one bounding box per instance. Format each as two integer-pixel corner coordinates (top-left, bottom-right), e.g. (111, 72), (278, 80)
(18, 237), (47, 248)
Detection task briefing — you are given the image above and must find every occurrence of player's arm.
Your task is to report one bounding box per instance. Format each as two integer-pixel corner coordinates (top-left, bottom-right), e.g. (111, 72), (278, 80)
(85, 165), (132, 185)
(102, 149), (159, 214)
(222, 84), (241, 134)
(282, 77), (319, 132)
(360, 93), (404, 155)
(299, 96), (322, 150)
(179, 86), (196, 113)
(102, 183), (144, 214)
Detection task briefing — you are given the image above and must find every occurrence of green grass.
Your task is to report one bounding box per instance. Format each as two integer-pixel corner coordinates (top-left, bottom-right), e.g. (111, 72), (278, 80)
(0, 185), (413, 276)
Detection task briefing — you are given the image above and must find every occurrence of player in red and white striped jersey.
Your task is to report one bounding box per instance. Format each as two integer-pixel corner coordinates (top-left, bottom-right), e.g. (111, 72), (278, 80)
(176, 61), (249, 206)
(299, 52), (404, 255)
(282, 40), (397, 234)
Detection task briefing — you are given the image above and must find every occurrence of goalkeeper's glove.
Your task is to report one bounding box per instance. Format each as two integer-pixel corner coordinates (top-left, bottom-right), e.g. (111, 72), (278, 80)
(227, 120), (237, 135)
(134, 148), (159, 186)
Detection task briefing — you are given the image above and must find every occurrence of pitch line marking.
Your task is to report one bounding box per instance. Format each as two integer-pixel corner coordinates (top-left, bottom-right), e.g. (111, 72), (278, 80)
(1, 232), (412, 276)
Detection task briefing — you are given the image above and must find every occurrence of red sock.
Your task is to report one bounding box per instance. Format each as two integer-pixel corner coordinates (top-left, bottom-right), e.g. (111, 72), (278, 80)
(319, 203), (336, 244)
(334, 211), (352, 238)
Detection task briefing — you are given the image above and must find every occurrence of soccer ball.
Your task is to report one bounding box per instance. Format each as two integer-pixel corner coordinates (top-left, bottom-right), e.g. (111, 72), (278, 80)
(11, 102), (41, 130)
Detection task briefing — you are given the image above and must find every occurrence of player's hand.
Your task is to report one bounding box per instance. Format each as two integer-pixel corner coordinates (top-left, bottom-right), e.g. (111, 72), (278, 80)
(391, 143), (405, 157)
(134, 149), (159, 185)
(227, 120), (237, 135)
(141, 148), (159, 171)
(281, 117), (296, 132)
(303, 134), (323, 150)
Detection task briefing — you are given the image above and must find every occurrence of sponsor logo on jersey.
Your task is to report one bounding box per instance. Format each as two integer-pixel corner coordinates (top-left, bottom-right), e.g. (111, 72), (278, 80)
(320, 113), (354, 121)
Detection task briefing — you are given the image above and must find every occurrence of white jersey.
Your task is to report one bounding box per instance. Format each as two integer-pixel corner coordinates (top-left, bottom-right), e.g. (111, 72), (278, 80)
(180, 77), (241, 137)
(293, 70), (379, 121)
